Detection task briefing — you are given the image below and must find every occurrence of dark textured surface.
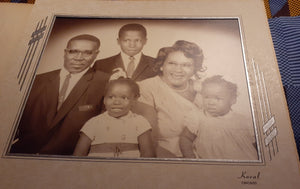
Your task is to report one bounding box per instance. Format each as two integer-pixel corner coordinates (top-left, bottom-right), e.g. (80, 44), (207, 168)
(269, 16), (300, 158)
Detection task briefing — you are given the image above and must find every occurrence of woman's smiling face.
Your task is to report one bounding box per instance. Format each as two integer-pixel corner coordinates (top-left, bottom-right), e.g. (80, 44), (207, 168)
(161, 51), (195, 90)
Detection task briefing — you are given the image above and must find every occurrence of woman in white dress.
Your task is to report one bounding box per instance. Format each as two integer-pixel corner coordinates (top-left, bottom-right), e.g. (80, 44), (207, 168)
(138, 40), (206, 157)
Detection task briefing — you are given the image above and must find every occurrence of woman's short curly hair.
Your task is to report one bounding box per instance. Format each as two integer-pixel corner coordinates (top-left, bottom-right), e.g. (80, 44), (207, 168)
(153, 40), (205, 74)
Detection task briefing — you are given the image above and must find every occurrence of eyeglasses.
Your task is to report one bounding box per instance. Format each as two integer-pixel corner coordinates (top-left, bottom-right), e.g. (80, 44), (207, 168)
(65, 49), (97, 57)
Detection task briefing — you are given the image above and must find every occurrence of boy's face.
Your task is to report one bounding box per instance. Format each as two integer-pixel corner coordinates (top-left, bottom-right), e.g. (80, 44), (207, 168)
(117, 31), (147, 57)
(104, 83), (134, 118)
(201, 83), (235, 117)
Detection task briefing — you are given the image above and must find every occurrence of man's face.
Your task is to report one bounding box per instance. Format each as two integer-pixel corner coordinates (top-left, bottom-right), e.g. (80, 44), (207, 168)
(64, 39), (99, 74)
(201, 83), (235, 117)
(104, 83), (134, 118)
(117, 31), (146, 57)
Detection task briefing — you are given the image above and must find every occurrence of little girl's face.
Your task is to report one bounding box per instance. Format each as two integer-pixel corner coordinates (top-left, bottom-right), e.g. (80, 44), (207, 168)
(104, 83), (134, 118)
(201, 83), (235, 117)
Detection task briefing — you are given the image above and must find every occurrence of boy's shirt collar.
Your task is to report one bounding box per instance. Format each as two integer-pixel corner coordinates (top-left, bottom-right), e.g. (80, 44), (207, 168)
(120, 51), (142, 71)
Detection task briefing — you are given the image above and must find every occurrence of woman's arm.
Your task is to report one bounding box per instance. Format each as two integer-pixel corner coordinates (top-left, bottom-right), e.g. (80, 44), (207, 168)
(73, 132), (92, 156)
(138, 129), (156, 157)
(131, 101), (157, 128)
(179, 127), (197, 158)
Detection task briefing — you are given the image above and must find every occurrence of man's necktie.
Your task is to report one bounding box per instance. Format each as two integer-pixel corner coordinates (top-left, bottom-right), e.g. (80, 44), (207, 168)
(127, 56), (135, 78)
(57, 73), (71, 110)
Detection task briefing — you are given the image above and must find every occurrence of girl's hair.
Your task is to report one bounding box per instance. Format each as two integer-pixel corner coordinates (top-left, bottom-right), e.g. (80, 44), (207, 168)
(104, 77), (140, 99)
(201, 75), (238, 101)
(153, 40), (205, 74)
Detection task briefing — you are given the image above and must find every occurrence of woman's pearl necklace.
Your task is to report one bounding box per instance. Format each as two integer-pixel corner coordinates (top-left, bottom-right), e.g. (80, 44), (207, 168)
(172, 82), (190, 93)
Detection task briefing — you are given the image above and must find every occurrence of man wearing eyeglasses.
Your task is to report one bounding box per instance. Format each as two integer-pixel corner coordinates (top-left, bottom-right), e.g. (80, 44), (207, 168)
(10, 34), (109, 155)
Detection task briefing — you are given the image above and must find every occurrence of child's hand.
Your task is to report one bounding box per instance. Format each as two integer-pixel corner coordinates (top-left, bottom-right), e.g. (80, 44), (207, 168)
(109, 68), (127, 81)
(191, 71), (206, 92)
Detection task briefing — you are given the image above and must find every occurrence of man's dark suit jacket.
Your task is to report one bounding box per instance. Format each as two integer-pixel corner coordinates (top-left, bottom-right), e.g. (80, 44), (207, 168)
(93, 53), (157, 81)
(10, 68), (109, 155)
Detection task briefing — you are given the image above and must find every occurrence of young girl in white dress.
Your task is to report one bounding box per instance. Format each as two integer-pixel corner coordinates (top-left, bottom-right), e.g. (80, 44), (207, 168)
(180, 75), (258, 160)
(73, 78), (154, 158)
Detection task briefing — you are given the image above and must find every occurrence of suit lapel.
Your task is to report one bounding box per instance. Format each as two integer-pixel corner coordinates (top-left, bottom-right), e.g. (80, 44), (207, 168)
(115, 54), (125, 71)
(132, 54), (149, 80)
(46, 71), (60, 127)
(50, 68), (94, 128)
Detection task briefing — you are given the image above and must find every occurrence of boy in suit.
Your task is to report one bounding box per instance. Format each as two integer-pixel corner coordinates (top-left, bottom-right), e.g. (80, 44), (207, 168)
(94, 23), (157, 81)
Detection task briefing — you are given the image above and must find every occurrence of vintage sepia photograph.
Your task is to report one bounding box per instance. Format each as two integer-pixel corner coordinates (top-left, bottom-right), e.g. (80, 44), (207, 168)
(2, 1), (300, 188)
(7, 16), (260, 162)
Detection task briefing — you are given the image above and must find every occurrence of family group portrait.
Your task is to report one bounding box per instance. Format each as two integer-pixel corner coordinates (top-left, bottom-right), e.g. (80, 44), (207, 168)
(8, 17), (259, 161)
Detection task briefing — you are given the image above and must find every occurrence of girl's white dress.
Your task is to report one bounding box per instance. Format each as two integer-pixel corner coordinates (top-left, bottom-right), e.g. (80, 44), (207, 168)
(81, 111), (151, 158)
(188, 110), (258, 160)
